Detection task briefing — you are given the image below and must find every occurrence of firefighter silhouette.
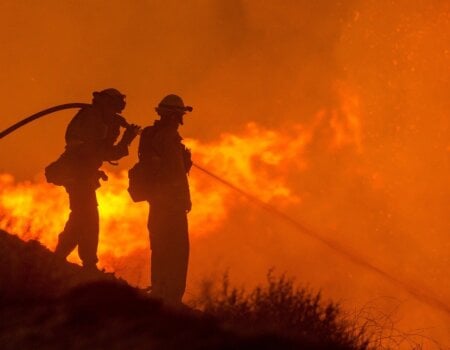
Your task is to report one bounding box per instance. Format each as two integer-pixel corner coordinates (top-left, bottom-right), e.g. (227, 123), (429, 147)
(136, 94), (193, 303)
(46, 89), (140, 269)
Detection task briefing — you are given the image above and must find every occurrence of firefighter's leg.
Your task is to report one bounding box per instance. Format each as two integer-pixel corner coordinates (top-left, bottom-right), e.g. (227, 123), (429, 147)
(149, 207), (189, 303)
(54, 210), (80, 259)
(77, 204), (99, 268)
(150, 243), (168, 298)
(148, 207), (169, 298)
(165, 211), (189, 303)
(66, 187), (100, 268)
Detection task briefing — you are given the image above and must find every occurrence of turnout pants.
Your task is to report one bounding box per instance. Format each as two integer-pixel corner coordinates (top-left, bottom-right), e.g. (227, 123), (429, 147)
(148, 204), (189, 303)
(55, 186), (99, 267)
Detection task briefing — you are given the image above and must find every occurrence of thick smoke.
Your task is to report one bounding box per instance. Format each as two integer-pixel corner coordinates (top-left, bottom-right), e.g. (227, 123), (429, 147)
(0, 1), (449, 348)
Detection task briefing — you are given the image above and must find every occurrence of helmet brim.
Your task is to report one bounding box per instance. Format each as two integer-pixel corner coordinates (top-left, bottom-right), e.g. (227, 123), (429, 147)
(155, 105), (193, 114)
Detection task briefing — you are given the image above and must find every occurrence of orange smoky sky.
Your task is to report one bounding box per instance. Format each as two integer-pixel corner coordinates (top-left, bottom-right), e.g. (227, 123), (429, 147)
(1, 1), (449, 348)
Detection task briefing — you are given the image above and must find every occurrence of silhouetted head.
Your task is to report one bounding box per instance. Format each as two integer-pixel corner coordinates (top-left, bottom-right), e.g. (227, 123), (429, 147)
(155, 94), (193, 126)
(92, 88), (126, 114)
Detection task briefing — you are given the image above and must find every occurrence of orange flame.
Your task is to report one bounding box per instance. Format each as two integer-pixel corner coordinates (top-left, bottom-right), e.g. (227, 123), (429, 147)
(0, 125), (304, 258)
(0, 91), (360, 271)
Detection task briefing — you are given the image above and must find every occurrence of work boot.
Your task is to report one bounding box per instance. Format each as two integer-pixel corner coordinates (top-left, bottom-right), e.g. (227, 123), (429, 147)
(82, 262), (100, 273)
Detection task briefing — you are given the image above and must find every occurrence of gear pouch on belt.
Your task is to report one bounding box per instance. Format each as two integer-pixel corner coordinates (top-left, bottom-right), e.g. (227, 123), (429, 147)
(45, 152), (76, 186)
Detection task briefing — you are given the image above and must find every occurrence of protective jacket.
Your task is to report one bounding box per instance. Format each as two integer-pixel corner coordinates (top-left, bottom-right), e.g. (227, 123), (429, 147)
(138, 120), (192, 211)
(46, 106), (130, 190)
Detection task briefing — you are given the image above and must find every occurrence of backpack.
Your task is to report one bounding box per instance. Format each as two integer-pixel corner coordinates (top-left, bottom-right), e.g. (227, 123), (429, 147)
(128, 161), (150, 202)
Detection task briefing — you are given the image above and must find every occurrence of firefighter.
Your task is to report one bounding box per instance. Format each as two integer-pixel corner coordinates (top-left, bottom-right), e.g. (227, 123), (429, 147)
(51, 88), (140, 269)
(137, 94), (193, 303)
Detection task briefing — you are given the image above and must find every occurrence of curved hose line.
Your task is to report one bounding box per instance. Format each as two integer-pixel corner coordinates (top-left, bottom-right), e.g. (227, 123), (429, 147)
(0, 103), (90, 140)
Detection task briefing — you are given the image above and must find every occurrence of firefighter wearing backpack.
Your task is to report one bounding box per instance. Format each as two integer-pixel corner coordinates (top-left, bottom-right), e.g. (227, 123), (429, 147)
(48, 88), (140, 270)
(137, 94), (193, 304)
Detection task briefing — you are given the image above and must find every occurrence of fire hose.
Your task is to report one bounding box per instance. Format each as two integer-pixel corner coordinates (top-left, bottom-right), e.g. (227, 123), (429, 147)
(0, 103), (133, 140)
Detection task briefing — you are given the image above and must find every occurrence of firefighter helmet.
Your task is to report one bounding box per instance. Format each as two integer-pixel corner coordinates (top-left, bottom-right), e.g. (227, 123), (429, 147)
(93, 88), (126, 111)
(155, 94), (193, 115)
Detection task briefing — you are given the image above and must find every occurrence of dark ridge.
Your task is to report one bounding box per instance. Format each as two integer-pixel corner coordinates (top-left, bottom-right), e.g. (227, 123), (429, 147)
(0, 229), (372, 349)
(0, 229), (118, 302)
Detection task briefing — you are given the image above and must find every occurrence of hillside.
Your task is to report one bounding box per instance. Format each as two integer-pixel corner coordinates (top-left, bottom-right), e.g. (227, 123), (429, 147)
(0, 229), (371, 350)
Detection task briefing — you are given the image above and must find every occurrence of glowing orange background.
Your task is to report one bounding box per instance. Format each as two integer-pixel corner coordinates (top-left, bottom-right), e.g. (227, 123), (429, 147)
(1, 1), (449, 348)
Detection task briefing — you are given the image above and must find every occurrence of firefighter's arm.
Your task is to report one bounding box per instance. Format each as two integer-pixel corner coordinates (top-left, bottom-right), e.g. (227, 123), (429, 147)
(120, 124), (141, 147)
(103, 124), (141, 161)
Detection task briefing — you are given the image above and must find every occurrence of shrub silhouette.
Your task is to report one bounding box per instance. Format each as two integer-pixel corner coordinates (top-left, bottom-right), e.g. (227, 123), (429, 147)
(199, 272), (371, 350)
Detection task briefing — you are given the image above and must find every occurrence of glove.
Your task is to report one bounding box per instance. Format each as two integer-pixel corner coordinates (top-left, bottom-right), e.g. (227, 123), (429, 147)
(121, 124), (141, 145)
(98, 170), (108, 181)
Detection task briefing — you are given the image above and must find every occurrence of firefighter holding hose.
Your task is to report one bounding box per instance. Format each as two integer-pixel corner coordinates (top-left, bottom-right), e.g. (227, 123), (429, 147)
(46, 88), (140, 270)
